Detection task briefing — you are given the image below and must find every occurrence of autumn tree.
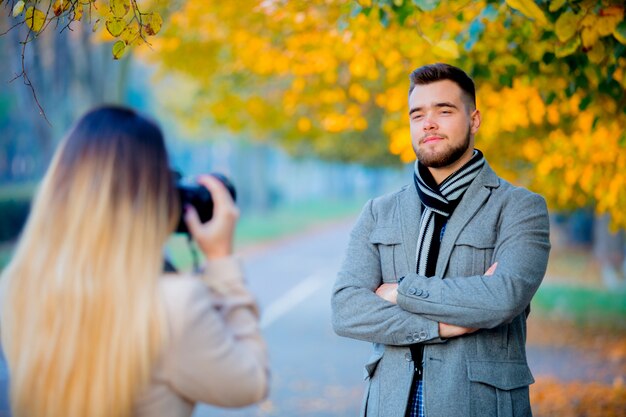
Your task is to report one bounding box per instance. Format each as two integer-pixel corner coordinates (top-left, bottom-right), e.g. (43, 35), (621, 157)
(139, 0), (626, 230)
(2, 0), (626, 231)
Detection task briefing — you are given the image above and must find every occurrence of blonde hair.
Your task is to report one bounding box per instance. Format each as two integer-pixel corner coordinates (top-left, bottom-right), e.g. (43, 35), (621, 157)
(1, 106), (178, 417)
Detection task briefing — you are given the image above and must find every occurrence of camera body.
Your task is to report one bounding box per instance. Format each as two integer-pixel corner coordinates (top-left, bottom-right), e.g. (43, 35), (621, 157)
(174, 172), (237, 234)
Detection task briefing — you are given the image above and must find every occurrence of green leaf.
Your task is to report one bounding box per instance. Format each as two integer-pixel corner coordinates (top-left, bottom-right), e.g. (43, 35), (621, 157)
(555, 35), (580, 58)
(555, 11), (582, 42)
(110, 0), (130, 19)
(112, 40), (127, 60)
(106, 17), (127, 37)
(412, 0), (440, 12)
(25, 7), (46, 32)
(614, 21), (626, 45)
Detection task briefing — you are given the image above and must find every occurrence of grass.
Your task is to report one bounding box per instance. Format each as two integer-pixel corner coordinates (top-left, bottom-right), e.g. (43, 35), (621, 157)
(532, 283), (626, 327)
(0, 182), (37, 201)
(164, 197), (365, 271)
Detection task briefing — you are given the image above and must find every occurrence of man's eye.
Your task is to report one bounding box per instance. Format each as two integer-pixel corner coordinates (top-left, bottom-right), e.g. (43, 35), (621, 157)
(412, 114), (423, 120)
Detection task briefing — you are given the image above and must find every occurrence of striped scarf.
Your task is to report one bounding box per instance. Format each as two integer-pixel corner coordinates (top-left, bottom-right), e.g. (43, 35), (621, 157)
(413, 149), (485, 275)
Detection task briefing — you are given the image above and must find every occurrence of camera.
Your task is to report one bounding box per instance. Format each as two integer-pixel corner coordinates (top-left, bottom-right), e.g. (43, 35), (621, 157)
(173, 172), (237, 234)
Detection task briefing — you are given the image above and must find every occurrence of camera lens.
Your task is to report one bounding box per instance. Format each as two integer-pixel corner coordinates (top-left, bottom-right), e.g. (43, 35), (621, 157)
(174, 173), (237, 234)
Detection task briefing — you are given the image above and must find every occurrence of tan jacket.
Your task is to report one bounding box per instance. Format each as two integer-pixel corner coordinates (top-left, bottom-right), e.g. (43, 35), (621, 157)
(135, 256), (269, 416)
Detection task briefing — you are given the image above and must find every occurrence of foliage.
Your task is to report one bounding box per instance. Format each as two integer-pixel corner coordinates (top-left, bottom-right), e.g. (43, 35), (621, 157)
(1, 0), (164, 60)
(143, 0), (626, 228)
(3, 0), (625, 228)
(531, 377), (626, 417)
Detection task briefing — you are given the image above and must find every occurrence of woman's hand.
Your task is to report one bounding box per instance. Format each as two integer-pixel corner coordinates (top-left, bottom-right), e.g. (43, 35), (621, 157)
(184, 175), (240, 260)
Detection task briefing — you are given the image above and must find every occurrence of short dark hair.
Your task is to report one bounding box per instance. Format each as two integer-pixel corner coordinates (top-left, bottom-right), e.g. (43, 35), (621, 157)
(409, 63), (476, 110)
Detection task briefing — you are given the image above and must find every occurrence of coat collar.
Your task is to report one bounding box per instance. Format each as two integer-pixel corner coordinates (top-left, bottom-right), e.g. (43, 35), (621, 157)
(397, 160), (500, 277)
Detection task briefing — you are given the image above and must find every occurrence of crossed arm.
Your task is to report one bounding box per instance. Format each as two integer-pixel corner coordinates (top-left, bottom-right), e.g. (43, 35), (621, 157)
(375, 262), (497, 338)
(332, 191), (550, 345)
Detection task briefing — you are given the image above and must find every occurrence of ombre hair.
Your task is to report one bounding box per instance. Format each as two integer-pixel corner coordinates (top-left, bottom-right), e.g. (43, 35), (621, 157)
(0, 106), (178, 417)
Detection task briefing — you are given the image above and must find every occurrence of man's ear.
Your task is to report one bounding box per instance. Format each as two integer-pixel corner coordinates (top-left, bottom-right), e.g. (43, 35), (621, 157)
(470, 109), (481, 134)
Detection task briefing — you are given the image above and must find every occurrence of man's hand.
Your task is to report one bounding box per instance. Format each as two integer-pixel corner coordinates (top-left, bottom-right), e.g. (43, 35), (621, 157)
(438, 262), (498, 338)
(438, 322), (478, 338)
(375, 283), (398, 304)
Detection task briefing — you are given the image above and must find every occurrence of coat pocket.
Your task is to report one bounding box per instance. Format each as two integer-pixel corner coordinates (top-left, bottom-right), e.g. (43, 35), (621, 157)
(369, 227), (402, 283)
(467, 360), (534, 417)
(449, 235), (495, 277)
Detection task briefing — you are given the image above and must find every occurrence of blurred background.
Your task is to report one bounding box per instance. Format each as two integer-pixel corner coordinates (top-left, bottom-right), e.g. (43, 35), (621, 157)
(0, 0), (625, 416)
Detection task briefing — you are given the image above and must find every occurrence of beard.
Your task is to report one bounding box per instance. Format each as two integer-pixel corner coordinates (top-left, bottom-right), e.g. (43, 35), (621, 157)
(414, 128), (471, 168)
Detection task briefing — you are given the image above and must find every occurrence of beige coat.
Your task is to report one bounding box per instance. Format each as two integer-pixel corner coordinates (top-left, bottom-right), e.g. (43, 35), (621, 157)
(134, 256), (269, 416)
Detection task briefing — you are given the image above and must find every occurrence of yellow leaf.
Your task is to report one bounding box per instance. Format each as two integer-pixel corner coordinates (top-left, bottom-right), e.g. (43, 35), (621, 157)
(92, 19), (101, 32)
(432, 39), (459, 59)
(555, 11), (582, 42)
(52, 0), (71, 16)
(110, 0), (130, 19)
(120, 21), (139, 45)
(25, 7), (46, 32)
(581, 26), (599, 48)
(12, 0), (25, 17)
(505, 0), (549, 27)
(142, 12), (163, 36)
(549, 0), (567, 12)
(74, 5), (83, 21)
(587, 41), (606, 64)
(106, 17), (127, 37)
(112, 40), (127, 59)
(597, 15), (620, 37)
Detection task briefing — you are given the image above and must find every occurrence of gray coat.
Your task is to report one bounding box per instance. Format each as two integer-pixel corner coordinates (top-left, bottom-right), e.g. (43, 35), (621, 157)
(331, 161), (550, 417)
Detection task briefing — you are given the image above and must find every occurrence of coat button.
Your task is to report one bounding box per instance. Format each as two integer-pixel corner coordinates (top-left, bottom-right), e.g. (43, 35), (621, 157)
(422, 290), (429, 298)
(408, 287), (417, 295)
(419, 330), (428, 339)
(413, 332), (421, 341)
(406, 335), (414, 342)
(415, 289), (424, 296)
(405, 352), (412, 362)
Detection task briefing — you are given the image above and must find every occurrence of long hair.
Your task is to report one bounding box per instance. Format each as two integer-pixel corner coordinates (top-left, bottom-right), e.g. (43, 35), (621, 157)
(0, 106), (178, 417)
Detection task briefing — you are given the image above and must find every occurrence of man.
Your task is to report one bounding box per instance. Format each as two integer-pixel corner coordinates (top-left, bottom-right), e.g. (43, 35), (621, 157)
(331, 63), (550, 417)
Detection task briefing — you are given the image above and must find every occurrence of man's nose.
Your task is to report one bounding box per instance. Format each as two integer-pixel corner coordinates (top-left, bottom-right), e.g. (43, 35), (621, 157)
(423, 115), (437, 130)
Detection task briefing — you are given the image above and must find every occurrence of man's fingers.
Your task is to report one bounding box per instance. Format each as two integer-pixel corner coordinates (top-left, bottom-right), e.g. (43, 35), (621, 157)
(484, 262), (498, 276)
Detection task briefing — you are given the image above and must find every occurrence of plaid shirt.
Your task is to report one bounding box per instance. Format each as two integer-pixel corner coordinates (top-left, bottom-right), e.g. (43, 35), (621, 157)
(406, 380), (425, 417)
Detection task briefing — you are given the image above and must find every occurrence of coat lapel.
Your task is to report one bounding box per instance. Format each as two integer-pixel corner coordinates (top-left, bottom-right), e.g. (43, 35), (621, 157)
(435, 162), (500, 278)
(397, 184), (421, 274)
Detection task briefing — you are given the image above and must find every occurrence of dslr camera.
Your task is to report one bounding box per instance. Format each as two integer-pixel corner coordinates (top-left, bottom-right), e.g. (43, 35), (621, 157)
(173, 171), (237, 234)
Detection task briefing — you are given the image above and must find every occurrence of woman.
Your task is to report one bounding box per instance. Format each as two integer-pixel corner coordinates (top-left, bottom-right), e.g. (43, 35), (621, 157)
(0, 106), (268, 417)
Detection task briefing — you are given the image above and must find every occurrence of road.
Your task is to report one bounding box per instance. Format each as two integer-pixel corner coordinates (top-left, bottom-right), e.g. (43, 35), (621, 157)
(194, 220), (370, 417)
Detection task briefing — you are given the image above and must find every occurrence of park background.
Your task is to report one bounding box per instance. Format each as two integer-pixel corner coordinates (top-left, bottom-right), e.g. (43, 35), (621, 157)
(0, 0), (625, 416)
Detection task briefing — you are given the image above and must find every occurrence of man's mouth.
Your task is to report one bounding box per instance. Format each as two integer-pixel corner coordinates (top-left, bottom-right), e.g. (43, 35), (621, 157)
(422, 135), (445, 144)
